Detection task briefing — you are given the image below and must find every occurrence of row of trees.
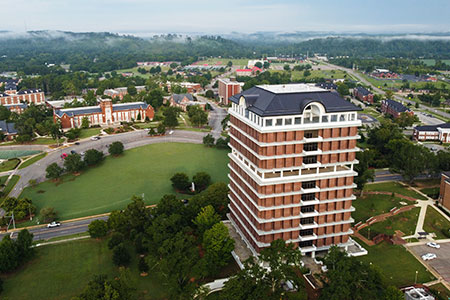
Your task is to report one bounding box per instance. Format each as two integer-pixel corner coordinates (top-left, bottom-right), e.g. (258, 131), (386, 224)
(0, 230), (34, 273)
(203, 134), (229, 149)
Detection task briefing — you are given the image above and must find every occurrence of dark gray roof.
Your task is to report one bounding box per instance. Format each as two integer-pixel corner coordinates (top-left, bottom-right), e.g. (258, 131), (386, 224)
(383, 99), (410, 113)
(415, 123), (450, 131)
(229, 85), (361, 117)
(17, 89), (41, 95)
(4, 103), (28, 109)
(112, 102), (150, 111)
(355, 86), (372, 96)
(0, 120), (17, 135)
(55, 107), (102, 117)
(172, 94), (193, 104)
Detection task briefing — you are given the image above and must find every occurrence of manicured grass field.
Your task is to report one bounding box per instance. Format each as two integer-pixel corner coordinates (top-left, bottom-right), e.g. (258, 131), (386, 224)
(419, 187), (440, 199)
(20, 143), (229, 221)
(78, 128), (102, 139)
(3, 175), (19, 196)
(291, 69), (347, 80)
(364, 182), (427, 200)
(428, 283), (450, 299)
(421, 59), (450, 66)
(0, 239), (168, 300)
(18, 152), (47, 169)
(352, 194), (407, 223)
(353, 237), (435, 287)
(423, 206), (450, 239)
(196, 58), (249, 67)
(359, 207), (420, 238)
(0, 158), (20, 172)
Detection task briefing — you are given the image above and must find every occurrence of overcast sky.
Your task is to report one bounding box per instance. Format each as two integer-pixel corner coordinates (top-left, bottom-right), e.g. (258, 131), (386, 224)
(2, 0), (450, 34)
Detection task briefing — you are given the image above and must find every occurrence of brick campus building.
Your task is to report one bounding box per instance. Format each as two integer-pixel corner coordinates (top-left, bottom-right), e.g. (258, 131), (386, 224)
(54, 98), (154, 129)
(227, 84), (361, 256)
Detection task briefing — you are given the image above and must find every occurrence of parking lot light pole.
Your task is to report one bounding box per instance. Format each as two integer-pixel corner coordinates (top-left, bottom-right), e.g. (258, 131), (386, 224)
(414, 270), (418, 284)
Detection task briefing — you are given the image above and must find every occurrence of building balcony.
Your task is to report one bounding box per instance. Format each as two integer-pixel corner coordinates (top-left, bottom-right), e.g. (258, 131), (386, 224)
(299, 244), (317, 254)
(302, 149), (322, 156)
(300, 198), (320, 205)
(301, 186), (320, 194)
(299, 233), (318, 242)
(299, 222), (319, 230)
(303, 136), (323, 143)
(299, 210), (319, 218)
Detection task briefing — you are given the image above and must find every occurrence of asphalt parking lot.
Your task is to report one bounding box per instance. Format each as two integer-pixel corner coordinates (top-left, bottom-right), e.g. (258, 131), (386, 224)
(409, 242), (450, 283)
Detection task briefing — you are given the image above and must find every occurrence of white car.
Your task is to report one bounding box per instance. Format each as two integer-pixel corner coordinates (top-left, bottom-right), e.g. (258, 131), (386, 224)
(421, 253), (437, 261)
(90, 136), (100, 141)
(427, 242), (441, 249)
(47, 221), (61, 228)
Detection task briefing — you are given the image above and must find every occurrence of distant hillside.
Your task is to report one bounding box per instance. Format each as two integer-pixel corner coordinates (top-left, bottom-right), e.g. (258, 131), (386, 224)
(0, 30), (449, 74)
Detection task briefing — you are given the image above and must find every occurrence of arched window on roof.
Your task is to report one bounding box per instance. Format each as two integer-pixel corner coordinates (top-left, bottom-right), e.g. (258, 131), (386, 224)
(303, 102), (325, 124)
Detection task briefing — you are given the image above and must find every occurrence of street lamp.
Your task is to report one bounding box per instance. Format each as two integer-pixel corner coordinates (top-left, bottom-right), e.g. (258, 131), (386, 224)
(368, 228), (371, 240)
(415, 270), (418, 284)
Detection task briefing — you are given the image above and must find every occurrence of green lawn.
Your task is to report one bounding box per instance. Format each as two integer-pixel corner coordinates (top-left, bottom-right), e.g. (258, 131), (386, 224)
(422, 206), (450, 239)
(196, 58), (249, 67)
(3, 175), (19, 196)
(428, 283), (450, 299)
(0, 150), (42, 159)
(419, 187), (440, 199)
(0, 239), (168, 300)
(352, 194), (407, 223)
(359, 207), (420, 238)
(353, 238), (435, 287)
(291, 69), (347, 81)
(18, 152), (47, 169)
(20, 143), (229, 221)
(364, 182), (427, 200)
(0, 158), (20, 172)
(78, 128), (102, 139)
(421, 59), (450, 67)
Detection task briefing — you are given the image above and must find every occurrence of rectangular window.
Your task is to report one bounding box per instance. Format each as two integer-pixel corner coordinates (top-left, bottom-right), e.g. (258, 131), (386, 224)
(300, 217), (315, 225)
(265, 119), (272, 126)
(276, 118), (283, 126)
(331, 115), (338, 122)
(300, 229), (314, 236)
(322, 115), (329, 122)
(285, 118), (292, 125)
(294, 117), (302, 124)
(350, 113), (356, 121)
(304, 143), (318, 152)
(301, 193), (315, 201)
(340, 114), (346, 122)
(301, 205), (315, 213)
(302, 181), (316, 189)
(299, 241), (313, 247)
(303, 156), (317, 164)
(304, 130), (319, 138)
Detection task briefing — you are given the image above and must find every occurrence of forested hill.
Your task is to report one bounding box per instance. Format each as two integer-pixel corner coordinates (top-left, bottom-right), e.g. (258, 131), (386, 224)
(0, 30), (449, 74)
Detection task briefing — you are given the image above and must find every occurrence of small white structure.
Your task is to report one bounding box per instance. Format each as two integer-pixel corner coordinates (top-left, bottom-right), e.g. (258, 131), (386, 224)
(404, 287), (435, 300)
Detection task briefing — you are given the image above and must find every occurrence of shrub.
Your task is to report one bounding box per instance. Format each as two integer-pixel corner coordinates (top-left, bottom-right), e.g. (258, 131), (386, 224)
(108, 141), (124, 156)
(46, 163), (64, 180)
(193, 172), (211, 191)
(112, 243), (131, 266)
(84, 149), (104, 166)
(88, 220), (109, 238)
(40, 207), (57, 223)
(203, 134), (215, 147)
(170, 172), (190, 191)
(108, 232), (125, 249)
(64, 153), (85, 173)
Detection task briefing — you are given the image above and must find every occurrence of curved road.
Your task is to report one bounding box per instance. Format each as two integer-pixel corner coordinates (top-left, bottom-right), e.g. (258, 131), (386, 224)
(9, 129), (206, 198)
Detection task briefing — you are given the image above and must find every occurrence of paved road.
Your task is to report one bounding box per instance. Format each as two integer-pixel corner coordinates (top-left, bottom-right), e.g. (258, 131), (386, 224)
(199, 96), (228, 139)
(315, 60), (450, 121)
(0, 215), (109, 241)
(9, 129), (206, 198)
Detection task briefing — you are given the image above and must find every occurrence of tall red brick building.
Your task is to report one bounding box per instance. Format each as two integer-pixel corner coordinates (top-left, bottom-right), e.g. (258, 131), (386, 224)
(227, 84), (361, 257)
(218, 78), (242, 105)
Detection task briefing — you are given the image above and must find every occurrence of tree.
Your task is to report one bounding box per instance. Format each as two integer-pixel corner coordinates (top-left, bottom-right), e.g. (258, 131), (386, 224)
(16, 229), (34, 260)
(395, 112), (418, 128)
(384, 286), (404, 300)
(157, 122), (166, 135)
(215, 137), (229, 149)
(205, 90), (214, 98)
(148, 127), (156, 136)
(108, 232), (125, 249)
(193, 205), (220, 235)
(74, 272), (135, 300)
(170, 172), (190, 191)
(193, 172), (211, 191)
(40, 207), (57, 222)
(220, 239), (304, 300)
(0, 106), (11, 121)
(0, 236), (19, 272)
(138, 256), (149, 274)
(283, 64), (290, 71)
(112, 243), (131, 267)
(88, 219), (109, 238)
(109, 141), (124, 156)
(387, 139), (435, 183)
(337, 83), (350, 96)
(303, 70), (311, 77)
(49, 122), (63, 144)
(163, 107), (180, 128)
(64, 153), (85, 173)
(254, 62), (263, 68)
(46, 162), (64, 180)
(187, 105), (208, 127)
(354, 150), (375, 195)
(203, 134), (215, 147)
(84, 149), (104, 166)
(127, 85), (137, 96)
(202, 222), (234, 274)
(385, 90), (394, 99)
(263, 61), (270, 69)
(81, 116), (90, 129)
(227, 61), (233, 67)
(65, 128), (81, 140)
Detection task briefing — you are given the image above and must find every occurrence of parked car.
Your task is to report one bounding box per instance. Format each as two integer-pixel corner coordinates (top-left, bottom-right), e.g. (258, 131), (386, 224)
(70, 150), (77, 154)
(427, 242), (440, 249)
(47, 221), (61, 228)
(421, 253), (437, 261)
(90, 136), (100, 141)
(74, 142), (80, 145)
